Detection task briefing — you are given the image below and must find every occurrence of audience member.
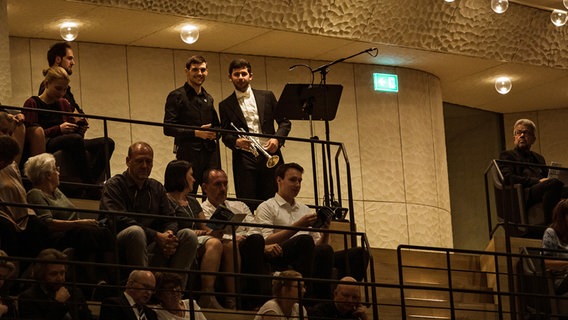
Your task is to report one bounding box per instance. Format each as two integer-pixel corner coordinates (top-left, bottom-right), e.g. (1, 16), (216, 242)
(254, 270), (307, 320)
(23, 66), (115, 184)
(201, 168), (269, 310)
(99, 142), (197, 285)
(164, 55), (220, 194)
(0, 250), (17, 319)
(24, 153), (115, 285)
(38, 42), (81, 114)
(542, 199), (568, 295)
(308, 276), (368, 320)
(0, 135), (48, 259)
(0, 109), (44, 165)
(219, 58), (291, 209)
(19, 248), (93, 320)
(256, 162), (368, 301)
(163, 160), (230, 309)
(500, 119), (566, 226)
(152, 272), (207, 320)
(99, 269), (158, 320)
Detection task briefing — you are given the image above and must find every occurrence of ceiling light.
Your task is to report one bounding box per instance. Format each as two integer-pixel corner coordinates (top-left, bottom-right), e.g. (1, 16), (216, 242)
(491, 0), (509, 14)
(59, 22), (78, 41)
(180, 24), (199, 44)
(551, 10), (568, 27)
(444, 0), (455, 2)
(495, 77), (512, 94)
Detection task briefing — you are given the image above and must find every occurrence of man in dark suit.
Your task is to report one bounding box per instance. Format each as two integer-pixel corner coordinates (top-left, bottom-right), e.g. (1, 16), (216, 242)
(99, 270), (158, 320)
(499, 118), (565, 225)
(164, 55), (220, 194)
(219, 58), (291, 209)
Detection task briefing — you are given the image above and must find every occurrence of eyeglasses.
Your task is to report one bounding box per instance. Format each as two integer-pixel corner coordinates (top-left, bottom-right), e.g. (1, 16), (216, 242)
(514, 130), (533, 137)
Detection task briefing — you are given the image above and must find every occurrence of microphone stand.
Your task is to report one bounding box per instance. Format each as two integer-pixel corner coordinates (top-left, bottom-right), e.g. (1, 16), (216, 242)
(311, 48), (378, 207)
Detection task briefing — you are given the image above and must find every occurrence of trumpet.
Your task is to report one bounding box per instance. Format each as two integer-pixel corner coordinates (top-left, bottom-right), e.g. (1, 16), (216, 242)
(230, 122), (280, 168)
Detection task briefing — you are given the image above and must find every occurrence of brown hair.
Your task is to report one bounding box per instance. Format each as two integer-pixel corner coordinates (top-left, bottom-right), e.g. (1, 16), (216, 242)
(551, 199), (568, 243)
(272, 270), (302, 297)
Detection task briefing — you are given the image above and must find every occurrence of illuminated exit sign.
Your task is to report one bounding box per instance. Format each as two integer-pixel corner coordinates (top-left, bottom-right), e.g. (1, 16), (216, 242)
(373, 73), (398, 92)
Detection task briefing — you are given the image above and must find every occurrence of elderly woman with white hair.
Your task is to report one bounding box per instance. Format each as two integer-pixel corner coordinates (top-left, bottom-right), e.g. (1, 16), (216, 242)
(24, 152), (115, 285)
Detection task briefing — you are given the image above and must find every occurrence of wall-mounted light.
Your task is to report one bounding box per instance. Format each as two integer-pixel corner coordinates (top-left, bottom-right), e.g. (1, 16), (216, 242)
(491, 0), (509, 14)
(495, 76), (512, 94)
(551, 10), (568, 27)
(180, 24), (199, 44)
(60, 22), (79, 41)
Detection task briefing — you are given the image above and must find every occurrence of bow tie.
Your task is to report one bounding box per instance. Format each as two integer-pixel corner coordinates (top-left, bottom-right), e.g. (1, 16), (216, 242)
(236, 90), (250, 100)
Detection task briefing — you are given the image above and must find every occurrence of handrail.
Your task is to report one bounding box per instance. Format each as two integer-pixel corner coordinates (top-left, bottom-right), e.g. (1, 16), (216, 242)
(0, 200), (377, 318)
(397, 244), (568, 320)
(2, 104), (354, 227)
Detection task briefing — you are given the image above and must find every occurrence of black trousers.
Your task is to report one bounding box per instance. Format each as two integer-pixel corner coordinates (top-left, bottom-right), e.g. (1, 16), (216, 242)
(526, 178), (566, 224)
(232, 150), (283, 210)
(176, 143), (220, 194)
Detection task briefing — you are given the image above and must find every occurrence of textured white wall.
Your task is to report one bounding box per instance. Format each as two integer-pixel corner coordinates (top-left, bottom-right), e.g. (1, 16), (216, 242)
(5, 38), (451, 249)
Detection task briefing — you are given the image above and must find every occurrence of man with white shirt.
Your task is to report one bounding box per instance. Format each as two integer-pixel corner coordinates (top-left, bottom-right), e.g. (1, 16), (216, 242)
(255, 162), (335, 301)
(201, 168), (270, 310)
(256, 162), (369, 301)
(219, 58), (291, 209)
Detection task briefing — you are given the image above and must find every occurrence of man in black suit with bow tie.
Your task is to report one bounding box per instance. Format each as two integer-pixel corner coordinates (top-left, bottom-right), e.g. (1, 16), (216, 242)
(219, 58), (291, 209)
(99, 270), (158, 320)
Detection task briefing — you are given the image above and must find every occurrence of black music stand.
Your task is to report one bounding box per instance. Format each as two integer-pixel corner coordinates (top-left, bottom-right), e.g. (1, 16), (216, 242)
(276, 84), (343, 122)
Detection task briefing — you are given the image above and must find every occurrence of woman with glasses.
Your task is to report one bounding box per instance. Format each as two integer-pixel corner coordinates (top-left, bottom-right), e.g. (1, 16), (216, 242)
(153, 272), (207, 320)
(255, 270), (307, 320)
(24, 152), (115, 285)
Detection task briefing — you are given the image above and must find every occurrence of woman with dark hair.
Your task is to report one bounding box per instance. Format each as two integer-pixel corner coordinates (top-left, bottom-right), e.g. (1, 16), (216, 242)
(24, 153), (116, 285)
(22, 66), (114, 184)
(164, 160), (235, 309)
(153, 272), (207, 320)
(254, 270), (307, 320)
(542, 199), (568, 295)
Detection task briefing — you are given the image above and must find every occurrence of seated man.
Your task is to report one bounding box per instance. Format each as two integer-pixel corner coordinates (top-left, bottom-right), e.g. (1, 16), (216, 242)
(201, 168), (269, 310)
(98, 141), (198, 285)
(99, 270), (158, 320)
(308, 276), (369, 320)
(19, 248), (93, 320)
(256, 163), (369, 301)
(499, 119), (567, 225)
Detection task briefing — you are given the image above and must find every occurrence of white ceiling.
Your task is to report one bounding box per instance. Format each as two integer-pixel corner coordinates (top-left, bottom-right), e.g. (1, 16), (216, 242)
(6, 0), (568, 114)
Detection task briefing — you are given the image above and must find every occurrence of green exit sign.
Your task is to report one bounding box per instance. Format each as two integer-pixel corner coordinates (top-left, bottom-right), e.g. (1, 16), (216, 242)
(373, 73), (398, 92)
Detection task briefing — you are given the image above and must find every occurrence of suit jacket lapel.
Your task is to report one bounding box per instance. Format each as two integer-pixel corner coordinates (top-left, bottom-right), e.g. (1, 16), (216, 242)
(228, 93), (248, 130)
(254, 89), (265, 127)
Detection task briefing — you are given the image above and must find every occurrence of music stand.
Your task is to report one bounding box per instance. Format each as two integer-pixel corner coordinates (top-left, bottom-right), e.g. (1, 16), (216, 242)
(276, 83), (343, 122)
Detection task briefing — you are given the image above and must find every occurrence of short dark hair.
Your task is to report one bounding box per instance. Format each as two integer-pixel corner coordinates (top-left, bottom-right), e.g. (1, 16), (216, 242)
(185, 55), (206, 69)
(202, 168), (227, 184)
(164, 160), (192, 193)
(31, 248), (67, 280)
(275, 162), (304, 180)
(0, 136), (20, 163)
(154, 272), (184, 297)
(47, 42), (71, 67)
(228, 58), (252, 75)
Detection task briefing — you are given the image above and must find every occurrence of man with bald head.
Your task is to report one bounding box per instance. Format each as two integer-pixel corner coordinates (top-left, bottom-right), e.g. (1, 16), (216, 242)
(99, 270), (158, 320)
(99, 142), (198, 284)
(308, 276), (368, 320)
